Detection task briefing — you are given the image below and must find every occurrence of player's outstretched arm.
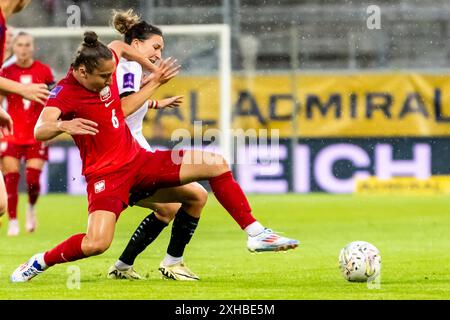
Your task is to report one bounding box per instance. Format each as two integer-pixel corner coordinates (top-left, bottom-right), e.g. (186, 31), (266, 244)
(121, 57), (180, 117)
(34, 107), (99, 141)
(154, 96), (184, 109)
(0, 77), (50, 105)
(108, 40), (157, 73)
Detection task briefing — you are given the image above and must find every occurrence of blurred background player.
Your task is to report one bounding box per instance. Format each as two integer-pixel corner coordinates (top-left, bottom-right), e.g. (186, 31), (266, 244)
(106, 9), (299, 281)
(0, 0), (51, 227)
(0, 0), (49, 104)
(0, 32), (54, 236)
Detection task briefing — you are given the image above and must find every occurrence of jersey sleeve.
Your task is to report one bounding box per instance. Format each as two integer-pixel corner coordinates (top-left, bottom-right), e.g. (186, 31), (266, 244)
(45, 85), (73, 118)
(116, 60), (142, 97)
(0, 66), (9, 79)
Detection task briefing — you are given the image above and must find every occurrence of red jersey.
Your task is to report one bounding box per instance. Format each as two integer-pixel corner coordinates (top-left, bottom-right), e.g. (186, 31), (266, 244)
(1, 61), (54, 144)
(0, 8), (6, 65)
(46, 51), (141, 178)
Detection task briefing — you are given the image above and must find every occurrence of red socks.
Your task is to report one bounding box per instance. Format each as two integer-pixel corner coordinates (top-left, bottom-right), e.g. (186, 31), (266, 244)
(26, 168), (41, 206)
(4, 168), (42, 220)
(209, 171), (256, 229)
(43, 233), (87, 267)
(4, 172), (20, 220)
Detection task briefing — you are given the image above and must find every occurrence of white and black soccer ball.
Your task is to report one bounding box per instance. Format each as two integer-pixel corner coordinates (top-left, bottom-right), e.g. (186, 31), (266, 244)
(338, 241), (381, 282)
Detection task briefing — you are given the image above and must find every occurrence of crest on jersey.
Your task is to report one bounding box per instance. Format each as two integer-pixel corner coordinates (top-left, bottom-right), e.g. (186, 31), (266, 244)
(94, 180), (105, 194)
(99, 86), (111, 101)
(50, 86), (63, 98)
(123, 73), (135, 89)
(19, 75), (33, 85)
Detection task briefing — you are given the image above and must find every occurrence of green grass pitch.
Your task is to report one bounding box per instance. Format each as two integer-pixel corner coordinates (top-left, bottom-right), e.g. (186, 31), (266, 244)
(0, 194), (449, 300)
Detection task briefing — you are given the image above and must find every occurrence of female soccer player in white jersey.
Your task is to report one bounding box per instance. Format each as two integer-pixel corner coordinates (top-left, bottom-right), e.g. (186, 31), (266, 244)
(106, 10), (300, 281)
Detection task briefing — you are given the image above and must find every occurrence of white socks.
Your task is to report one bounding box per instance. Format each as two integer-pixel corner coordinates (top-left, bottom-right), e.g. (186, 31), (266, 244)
(36, 253), (47, 270)
(244, 221), (265, 237)
(115, 260), (132, 271)
(162, 253), (183, 266)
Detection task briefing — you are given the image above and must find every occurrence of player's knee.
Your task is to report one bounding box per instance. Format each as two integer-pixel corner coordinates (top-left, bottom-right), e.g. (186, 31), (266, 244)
(211, 154), (230, 175)
(155, 210), (175, 224)
(83, 239), (111, 256)
(194, 185), (208, 209)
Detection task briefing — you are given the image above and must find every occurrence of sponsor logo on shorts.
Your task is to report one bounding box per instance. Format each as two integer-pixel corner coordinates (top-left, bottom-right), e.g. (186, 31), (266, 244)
(94, 180), (106, 193)
(99, 86), (111, 102)
(0, 142), (7, 152)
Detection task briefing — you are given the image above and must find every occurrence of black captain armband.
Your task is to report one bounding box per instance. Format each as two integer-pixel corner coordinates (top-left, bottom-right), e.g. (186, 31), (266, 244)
(119, 91), (135, 99)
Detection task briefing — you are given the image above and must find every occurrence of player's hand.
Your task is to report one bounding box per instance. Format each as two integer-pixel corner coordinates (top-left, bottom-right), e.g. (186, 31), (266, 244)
(0, 108), (13, 137)
(156, 96), (184, 109)
(58, 118), (99, 136)
(141, 57), (181, 87)
(22, 83), (50, 105)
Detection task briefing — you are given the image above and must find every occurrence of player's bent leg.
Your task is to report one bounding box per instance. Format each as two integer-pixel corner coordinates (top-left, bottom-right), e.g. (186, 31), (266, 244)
(140, 184), (206, 281)
(136, 182), (208, 218)
(138, 201), (181, 224)
(179, 150), (300, 253)
(25, 158), (45, 233)
(179, 150), (230, 184)
(11, 210), (117, 282)
(108, 203), (180, 280)
(81, 210), (116, 256)
(109, 184), (207, 281)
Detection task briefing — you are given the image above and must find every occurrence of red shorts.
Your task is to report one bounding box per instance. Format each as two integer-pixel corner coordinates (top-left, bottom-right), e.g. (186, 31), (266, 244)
(0, 141), (49, 161)
(86, 148), (184, 219)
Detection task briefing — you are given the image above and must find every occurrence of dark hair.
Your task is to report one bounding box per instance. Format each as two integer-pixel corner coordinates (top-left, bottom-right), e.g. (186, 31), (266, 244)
(112, 9), (162, 45)
(73, 31), (113, 73)
(13, 31), (32, 43)
(15, 31), (31, 38)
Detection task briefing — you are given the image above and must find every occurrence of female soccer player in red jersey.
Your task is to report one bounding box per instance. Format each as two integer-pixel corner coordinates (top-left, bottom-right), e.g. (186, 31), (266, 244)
(0, 0), (50, 223)
(0, 32), (54, 236)
(11, 31), (298, 282)
(107, 9), (299, 281)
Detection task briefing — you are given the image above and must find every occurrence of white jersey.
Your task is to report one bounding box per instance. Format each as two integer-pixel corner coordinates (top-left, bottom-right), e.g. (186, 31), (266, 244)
(116, 57), (152, 151)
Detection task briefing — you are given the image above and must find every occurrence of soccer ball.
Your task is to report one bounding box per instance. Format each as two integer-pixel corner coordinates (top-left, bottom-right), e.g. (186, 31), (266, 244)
(338, 241), (381, 282)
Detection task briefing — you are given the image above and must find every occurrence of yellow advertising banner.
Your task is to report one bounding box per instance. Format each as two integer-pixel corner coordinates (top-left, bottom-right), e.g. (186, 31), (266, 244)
(144, 73), (450, 139)
(355, 176), (450, 195)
